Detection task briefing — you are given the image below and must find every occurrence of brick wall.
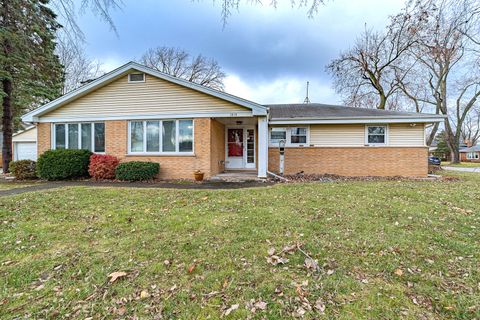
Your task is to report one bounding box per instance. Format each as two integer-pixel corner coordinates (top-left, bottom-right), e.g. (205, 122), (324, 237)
(210, 119), (225, 175)
(268, 147), (429, 177)
(37, 123), (51, 155)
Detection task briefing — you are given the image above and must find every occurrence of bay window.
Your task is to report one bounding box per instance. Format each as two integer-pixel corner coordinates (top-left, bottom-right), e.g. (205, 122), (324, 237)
(54, 122), (105, 152)
(128, 119), (194, 154)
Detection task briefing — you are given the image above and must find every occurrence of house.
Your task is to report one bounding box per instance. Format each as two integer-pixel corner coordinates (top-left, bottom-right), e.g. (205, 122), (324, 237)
(13, 126), (37, 161)
(460, 145), (480, 162)
(21, 61), (445, 179)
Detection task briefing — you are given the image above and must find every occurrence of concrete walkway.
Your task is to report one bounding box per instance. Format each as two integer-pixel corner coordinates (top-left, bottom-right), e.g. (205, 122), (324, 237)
(441, 166), (480, 172)
(0, 180), (273, 197)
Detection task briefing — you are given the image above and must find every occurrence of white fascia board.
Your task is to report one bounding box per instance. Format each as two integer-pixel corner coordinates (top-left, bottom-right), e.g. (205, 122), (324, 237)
(34, 111), (255, 123)
(269, 117), (445, 125)
(22, 62), (267, 122)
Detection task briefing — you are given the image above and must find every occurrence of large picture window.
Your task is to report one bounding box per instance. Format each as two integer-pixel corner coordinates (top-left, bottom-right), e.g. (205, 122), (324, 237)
(128, 119), (193, 154)
(54, 122), (105, 152)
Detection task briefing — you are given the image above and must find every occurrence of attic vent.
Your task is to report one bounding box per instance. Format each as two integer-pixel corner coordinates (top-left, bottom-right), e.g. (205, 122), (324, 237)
(128, 73), (145, 83)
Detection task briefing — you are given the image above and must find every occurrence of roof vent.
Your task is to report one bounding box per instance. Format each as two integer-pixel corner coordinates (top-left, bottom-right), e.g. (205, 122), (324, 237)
(128, 73), (145, 83)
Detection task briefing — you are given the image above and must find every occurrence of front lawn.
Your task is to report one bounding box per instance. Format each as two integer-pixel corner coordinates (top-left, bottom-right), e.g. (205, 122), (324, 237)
(0, 173), (479, 319)
(441, 161), (480, 167)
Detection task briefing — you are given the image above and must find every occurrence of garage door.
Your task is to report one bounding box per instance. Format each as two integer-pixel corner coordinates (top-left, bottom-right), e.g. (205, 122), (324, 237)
(14, 142), (37, 161)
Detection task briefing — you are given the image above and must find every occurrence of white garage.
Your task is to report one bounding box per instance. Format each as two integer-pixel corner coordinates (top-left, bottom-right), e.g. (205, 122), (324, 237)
(13, 126), (37, 161)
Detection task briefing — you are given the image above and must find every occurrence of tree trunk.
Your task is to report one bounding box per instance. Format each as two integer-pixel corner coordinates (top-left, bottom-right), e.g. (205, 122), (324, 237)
(427, 122), (439, 146)
(450, 148), (460, 164)
(378, 93), (386, 110)
(2, 78), (13, 172)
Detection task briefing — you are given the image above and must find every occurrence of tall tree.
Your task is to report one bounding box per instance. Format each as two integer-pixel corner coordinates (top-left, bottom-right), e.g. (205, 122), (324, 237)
(326, 11), (419, 110)
(0, 0), (63, 171)
(140, 47), (226, 91)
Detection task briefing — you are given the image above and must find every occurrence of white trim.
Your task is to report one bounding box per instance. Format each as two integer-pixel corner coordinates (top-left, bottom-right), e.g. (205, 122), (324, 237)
(269, 117), (445, 125)
(257, 116), (268, 178)
(224, 126), (256, 170)
(128, 73), (145, 83)
(33, 111), (254, 123)
(365, 125), (388, 146)
(21, 61), (267, 122)
(127, 119), (195, 155)
(12, 125), (36, 137)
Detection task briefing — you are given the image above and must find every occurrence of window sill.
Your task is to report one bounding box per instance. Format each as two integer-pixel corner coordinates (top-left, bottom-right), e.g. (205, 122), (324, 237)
(126, 152), (195, 157)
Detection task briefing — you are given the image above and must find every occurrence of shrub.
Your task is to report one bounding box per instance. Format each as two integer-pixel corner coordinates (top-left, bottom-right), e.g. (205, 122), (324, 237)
(37, 149), (92, 180)
(9, 160), (37, 179)
(115, 161), (159, 181)
(88, 154), (120, 180)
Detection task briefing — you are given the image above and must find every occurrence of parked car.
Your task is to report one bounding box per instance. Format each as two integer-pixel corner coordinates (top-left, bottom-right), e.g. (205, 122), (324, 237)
(428, 156), (441, 165)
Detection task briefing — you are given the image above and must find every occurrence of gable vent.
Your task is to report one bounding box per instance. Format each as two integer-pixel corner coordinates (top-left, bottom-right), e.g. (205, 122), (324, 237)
(128, 73), (145, 83)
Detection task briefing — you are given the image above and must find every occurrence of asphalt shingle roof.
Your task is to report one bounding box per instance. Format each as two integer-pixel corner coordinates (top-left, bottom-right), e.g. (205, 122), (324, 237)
(460, 145), (480, 152)
(266, 103), (441, 120)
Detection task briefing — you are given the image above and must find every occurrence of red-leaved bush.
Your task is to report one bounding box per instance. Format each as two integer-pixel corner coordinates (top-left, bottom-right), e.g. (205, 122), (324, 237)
(88, 154), (120, 180)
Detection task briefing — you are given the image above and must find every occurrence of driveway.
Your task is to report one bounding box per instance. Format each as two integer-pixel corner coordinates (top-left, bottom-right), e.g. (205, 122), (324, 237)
(441, 166), (480, 172)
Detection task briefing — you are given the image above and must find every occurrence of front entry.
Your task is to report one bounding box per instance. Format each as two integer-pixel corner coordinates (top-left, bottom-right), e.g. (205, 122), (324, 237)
(225, 127), (255, 169)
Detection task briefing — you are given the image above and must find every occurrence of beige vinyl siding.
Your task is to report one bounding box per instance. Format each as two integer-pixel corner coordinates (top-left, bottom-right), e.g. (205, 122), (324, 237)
(389, 124), (425, 146)
(43, 74), (250, 120)
(310, 124), (365, 146)
(12, 127), (37, 142)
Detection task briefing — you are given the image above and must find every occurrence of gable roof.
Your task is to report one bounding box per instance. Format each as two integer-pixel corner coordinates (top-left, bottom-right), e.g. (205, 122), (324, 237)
(22, 62), (267, 122)
(267, 103), (446, 124)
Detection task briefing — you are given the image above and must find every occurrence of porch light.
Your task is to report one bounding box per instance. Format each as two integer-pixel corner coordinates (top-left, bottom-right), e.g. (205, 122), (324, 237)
(236, 120), (243, 125)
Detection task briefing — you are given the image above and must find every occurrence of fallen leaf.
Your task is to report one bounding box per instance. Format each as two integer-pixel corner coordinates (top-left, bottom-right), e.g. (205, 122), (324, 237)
(314, 298), (326, 313)
(140, 290), (149, 299)
(254, 300), (267, 310)
(394, 268), (403, 277)
(224, 304), (239, 316)
(117, 306), (127, 316)
(108, 271), (127, 283)
(304, 258), (319, 271)
(267, 247), (276, 256)
(188, 264), (196, 273)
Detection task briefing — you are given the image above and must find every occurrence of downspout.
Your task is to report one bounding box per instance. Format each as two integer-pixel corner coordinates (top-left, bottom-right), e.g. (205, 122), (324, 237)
(267, 170), (289, 182)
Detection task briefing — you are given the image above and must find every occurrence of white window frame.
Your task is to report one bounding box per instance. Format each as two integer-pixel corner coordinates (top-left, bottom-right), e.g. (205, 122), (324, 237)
(365, 125), (388, 146)
(467, 152), (479, 160)
(269, 126), (309, 147)
(128, 73), (145, 83)
(52, 122), (105, 153)
(127, 119), (194, 155)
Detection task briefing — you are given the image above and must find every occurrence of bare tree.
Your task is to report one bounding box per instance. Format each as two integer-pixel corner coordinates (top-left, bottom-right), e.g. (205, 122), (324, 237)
(56, 32), (103, 94)
(219, 0), (327, 25)
(405, 0), (480, 162)
(140, 47), (226, 91)
(461, 107), (480, 146)
(326, 11), (418, 110)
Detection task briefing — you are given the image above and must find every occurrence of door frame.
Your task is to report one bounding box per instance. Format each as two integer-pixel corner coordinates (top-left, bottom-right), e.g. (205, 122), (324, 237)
(225, 126), (256, 170)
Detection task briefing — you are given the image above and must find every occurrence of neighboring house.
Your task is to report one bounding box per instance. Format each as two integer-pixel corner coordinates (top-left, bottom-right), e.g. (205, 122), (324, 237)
(21, 62), (445, 179)
(13, 126), (37, 161)
(460, 145), (480, 162)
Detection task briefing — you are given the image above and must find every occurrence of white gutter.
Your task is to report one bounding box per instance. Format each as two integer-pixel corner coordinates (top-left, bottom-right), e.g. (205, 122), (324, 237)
(269, 117), (445, 125)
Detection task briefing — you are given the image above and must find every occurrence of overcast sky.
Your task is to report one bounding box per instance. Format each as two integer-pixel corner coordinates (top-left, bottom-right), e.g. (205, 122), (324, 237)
(72, 0), (406, 104)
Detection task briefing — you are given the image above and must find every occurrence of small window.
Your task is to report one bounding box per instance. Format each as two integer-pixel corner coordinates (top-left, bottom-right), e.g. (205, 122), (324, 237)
(290, 127), (307, 144)
(270, 128), (287, 145)
(128, 73), (145, 82)
(366, 126), (387, 145)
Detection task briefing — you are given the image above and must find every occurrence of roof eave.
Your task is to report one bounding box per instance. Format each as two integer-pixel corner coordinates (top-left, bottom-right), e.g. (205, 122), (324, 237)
(269, 116), (445, 125)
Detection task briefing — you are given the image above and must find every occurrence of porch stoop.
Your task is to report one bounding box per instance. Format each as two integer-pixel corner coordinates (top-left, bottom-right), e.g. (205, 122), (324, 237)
(210, 170), (261, 182)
